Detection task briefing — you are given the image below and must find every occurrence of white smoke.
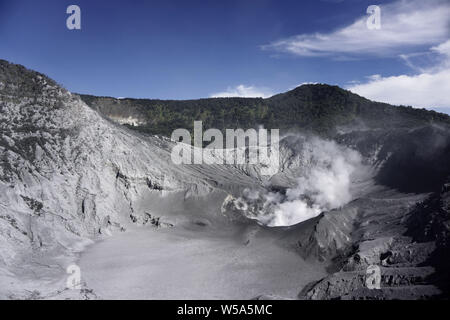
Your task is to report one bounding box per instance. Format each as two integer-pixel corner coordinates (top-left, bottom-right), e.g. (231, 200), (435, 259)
(232, 136), (368, 226)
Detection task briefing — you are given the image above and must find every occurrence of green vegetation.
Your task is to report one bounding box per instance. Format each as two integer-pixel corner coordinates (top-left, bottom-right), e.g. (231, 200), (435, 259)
(2, 58), (449, 140)
(80, 84), (450, 138)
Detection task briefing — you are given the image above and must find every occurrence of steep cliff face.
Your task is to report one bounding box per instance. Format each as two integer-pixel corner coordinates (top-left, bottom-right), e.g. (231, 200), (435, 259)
(288, 180), (450, 300)
(335, 125), (450, 193)
(405, 180), (450, 297)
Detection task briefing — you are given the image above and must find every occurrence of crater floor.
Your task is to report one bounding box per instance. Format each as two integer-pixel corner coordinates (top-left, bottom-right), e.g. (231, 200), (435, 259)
(79, 223), (326, 299)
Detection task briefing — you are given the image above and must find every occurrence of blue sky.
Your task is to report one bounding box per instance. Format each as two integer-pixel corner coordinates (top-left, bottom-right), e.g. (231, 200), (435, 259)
(0, 0), (449, 112)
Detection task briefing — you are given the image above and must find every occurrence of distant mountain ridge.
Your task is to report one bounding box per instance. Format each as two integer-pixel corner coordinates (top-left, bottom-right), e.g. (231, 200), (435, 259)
(79, 78), (450, 193)
(80, 83), (450, 138)
(2, 58), (450, 194)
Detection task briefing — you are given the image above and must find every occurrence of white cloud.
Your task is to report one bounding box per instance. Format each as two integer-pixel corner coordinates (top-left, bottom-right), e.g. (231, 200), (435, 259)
(348, 69), (450, 109)
(210, 85), (274, 98)
(432, 41), (450, 59)
(348, 40), (450, 110)
(288, 82), (320, 90)
(260, 0), (450, 111)
(263, 0), (450, 58)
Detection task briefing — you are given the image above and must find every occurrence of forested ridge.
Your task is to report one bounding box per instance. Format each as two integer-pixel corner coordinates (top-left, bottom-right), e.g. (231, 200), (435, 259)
(80, 84), (450, 137)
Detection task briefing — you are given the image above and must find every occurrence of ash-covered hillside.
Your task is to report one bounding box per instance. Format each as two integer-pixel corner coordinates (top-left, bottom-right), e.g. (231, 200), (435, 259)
(0, 59), (261, 298)
(1, 59), (449, 300)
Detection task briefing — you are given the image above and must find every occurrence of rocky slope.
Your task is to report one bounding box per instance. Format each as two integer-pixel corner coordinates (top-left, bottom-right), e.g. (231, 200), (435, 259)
(0, 60), (264, 298)
(290, 179), (450, 300)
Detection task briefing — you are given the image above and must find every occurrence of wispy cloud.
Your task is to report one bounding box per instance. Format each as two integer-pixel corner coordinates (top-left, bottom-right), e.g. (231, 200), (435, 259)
(348, 40), (450, 110)
(348, 69), (450, 109)
(210, 85), (274, 98)
(265, 0), (450, 111)
(263, 0), (450, 58)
